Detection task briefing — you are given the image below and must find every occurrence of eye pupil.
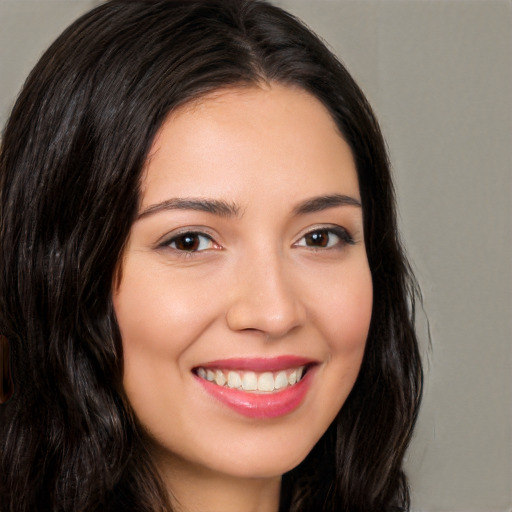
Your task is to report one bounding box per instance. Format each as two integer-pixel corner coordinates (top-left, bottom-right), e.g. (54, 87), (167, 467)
(175, 234), (200, 251)
(305, 230), (329, 247)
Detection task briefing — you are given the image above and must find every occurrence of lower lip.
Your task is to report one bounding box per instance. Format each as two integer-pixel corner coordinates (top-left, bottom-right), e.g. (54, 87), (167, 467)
(195, 369), (313, 419)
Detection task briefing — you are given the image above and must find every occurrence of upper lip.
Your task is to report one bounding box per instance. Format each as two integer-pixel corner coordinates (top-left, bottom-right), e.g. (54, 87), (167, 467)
(194, 355), (317, 372)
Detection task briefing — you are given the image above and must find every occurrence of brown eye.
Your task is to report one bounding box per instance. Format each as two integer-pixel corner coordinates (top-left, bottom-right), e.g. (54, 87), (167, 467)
(296, 227), (354, 250)
(168, 233), (214, 252)
(304, 230), (330, 247)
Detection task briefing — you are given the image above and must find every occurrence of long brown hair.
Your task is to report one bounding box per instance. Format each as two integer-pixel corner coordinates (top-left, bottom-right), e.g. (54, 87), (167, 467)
(0, 1), (422, 510)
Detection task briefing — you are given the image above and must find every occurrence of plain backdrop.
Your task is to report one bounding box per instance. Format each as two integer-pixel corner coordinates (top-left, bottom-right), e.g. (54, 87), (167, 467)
(0, 1), (511, 511)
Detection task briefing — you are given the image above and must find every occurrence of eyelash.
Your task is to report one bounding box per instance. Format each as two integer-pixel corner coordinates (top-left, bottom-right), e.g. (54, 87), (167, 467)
(294, 226), (354, 250)
(159, 226), (354, 255)
(160, 231), (218, 253)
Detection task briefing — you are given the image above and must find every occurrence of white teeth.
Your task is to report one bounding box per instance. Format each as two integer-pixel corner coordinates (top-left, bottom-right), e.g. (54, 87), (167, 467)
(275, 371), (288, 389)
(196, 365), (307, 392)
(227, 371), (242, 389)
(242, 371), (258, 391)
(257, 372), (275, 392)
(214, 370), (226, 386)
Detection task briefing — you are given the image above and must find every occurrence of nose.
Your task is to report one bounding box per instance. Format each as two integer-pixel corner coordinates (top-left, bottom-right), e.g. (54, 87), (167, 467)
(225, 251), (306, 339)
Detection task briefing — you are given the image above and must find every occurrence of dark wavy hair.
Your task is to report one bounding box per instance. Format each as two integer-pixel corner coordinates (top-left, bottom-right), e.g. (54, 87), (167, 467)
(0, 1), (423, 510)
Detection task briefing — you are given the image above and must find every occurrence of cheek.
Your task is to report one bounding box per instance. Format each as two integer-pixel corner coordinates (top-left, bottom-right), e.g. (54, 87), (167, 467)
(112, 260), (224, 407)
(314, 261), (373, 355)
(309, 261), (373, 411)
(114, 261), (220, 352)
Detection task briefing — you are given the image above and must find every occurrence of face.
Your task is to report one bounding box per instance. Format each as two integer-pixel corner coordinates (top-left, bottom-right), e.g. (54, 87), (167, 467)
(113, 84), (372, 483)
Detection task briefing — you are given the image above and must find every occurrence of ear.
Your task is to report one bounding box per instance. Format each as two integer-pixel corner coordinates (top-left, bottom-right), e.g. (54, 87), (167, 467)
(0, 335), (14, 404)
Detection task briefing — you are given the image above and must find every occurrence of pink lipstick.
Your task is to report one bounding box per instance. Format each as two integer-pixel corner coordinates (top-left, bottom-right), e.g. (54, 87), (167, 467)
(193, 356), (316, 419)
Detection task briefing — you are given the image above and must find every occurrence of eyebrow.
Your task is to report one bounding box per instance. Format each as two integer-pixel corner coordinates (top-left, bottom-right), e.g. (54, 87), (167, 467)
(137, 198), (241, 219)
(137, 193), (360, 220)
(293, 194), (361, 215)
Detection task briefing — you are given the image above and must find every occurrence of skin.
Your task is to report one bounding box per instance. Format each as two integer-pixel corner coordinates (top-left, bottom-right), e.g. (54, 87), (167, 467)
(113, 84), (373, 512)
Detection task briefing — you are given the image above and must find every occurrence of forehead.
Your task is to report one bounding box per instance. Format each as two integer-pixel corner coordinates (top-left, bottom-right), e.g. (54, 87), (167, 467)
(140, 83), (359, 209)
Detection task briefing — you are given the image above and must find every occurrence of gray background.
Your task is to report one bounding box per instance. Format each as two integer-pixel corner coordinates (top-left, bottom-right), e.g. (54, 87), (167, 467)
(1, 1), (510, 511)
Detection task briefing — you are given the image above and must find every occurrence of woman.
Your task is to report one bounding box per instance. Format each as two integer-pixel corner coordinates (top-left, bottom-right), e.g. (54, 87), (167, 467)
(0, 1), (423, 511)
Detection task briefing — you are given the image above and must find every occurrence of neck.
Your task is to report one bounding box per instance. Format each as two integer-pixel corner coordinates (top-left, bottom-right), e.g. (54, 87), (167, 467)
(155, 453), (281, 512)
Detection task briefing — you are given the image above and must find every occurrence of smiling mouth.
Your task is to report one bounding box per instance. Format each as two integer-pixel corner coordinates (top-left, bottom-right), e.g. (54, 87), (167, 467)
(194, 365), (308, 393)
(193, 358), (316, 418)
